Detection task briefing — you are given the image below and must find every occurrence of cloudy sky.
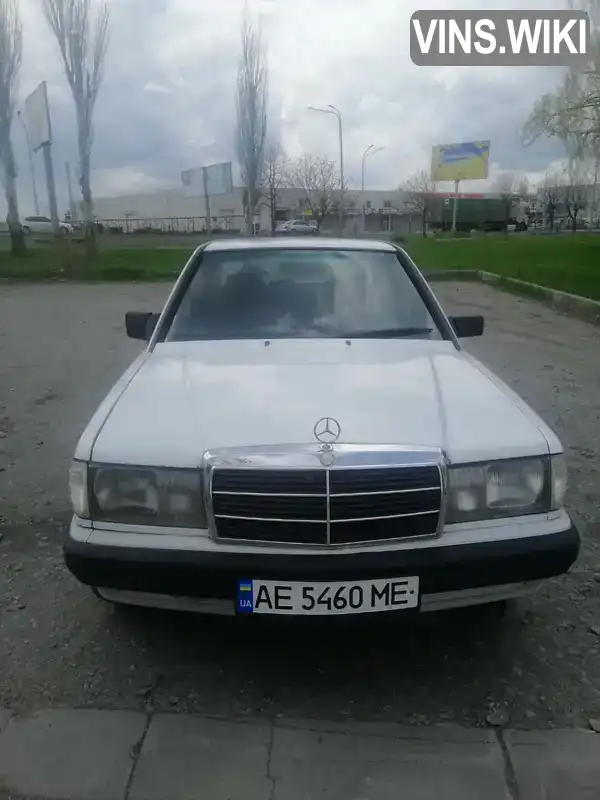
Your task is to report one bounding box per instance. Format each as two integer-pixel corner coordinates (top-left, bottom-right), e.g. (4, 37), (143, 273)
(11, 0), (574, 217)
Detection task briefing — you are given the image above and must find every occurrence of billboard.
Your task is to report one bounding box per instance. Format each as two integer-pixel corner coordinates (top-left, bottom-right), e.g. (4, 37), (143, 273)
(25, 81), (52, 151)
(431, 140), (490, 182)
(181, 161), (233, 198)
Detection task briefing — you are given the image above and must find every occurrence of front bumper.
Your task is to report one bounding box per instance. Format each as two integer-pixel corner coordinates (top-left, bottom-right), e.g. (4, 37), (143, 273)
(64, 515), (580, 614)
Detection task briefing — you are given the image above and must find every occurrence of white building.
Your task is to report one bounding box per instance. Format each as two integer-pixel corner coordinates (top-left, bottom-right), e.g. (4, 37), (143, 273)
(90, 186), (419, 234)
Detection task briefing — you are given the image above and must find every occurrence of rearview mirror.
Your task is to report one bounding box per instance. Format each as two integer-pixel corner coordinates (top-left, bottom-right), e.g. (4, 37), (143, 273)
(448, 315), (484, 338)
(125, 311), (159, 341)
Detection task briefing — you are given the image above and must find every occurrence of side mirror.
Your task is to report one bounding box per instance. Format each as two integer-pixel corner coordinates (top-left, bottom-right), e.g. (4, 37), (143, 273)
(125, 311), (159, 341)
(449, 315), (484, 338)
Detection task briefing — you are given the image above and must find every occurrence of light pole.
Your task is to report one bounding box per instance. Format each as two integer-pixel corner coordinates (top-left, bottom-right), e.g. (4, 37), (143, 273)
(361, 144), (385, 232)
(18, 111), (40, 216)
(308, 104), (344, 231)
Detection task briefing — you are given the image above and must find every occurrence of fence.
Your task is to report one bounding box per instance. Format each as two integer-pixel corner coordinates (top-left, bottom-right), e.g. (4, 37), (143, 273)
(95, 215), (246, 235)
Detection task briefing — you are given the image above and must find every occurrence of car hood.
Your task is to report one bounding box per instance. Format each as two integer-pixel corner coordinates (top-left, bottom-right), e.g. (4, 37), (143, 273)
(86, 339), (558, 467)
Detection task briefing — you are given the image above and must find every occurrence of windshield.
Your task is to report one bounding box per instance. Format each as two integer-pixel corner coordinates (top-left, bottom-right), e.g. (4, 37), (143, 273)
(165, 248), (442, 341)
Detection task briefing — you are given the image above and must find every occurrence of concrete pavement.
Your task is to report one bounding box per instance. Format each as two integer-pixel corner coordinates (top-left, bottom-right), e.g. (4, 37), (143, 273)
(1, 707), (600, 799)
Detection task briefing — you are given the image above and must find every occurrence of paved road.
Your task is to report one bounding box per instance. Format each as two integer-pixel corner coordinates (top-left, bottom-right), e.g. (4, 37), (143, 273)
(0, 282), (599, 730)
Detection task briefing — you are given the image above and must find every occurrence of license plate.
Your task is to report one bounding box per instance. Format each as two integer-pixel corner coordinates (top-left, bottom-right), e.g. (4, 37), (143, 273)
(236, 577), (419, 616)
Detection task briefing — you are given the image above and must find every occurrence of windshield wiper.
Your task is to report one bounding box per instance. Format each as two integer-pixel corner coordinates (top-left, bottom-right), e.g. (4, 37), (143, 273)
(340, 327), (434, 339)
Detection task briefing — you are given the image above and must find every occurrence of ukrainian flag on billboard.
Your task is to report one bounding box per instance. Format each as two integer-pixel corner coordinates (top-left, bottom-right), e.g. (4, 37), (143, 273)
(431, 141), (490, 182)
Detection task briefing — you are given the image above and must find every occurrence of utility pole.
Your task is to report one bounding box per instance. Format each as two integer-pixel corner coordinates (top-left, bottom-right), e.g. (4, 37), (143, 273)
(361, 144), (385, 233)
(41, 143), (60, 231)
(66, 162), (76, 220)
(202, 166), (211, 234)
(24, 83), (60, 233)
(18, 111), (40, 215)
(451, 179), (460, 233)
(332, 105), (344, 232)
(308, 104), (345, 232)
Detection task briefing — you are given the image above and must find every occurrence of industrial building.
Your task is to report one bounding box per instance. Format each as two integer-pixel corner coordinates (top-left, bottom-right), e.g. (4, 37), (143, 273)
(90, 186), (421, 235)
(87, 184), (594, 236)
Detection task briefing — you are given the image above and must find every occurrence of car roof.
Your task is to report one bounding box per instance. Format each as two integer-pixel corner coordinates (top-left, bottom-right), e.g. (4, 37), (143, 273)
(203, 237), (398, 253)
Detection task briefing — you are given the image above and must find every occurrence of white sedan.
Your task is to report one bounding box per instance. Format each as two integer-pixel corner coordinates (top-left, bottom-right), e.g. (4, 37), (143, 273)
(22, 215), (73, 235)
(65, 238), (579, 619)
(276, 219), (318, 235)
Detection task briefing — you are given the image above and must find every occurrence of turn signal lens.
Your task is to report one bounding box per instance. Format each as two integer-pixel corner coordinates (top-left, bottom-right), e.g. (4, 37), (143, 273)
(550, 455), (568, 510)
(69, 460), (89, 518)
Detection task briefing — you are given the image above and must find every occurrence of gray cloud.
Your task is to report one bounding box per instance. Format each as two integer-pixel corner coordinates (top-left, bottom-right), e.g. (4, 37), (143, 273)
(7, 0), (576, 218)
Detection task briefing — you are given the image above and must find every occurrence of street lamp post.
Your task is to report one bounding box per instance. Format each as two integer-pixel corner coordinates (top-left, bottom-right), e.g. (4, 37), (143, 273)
(18, 111), (40, 216)
(361, 144), (385, 232)
(308, 104), (344, 232)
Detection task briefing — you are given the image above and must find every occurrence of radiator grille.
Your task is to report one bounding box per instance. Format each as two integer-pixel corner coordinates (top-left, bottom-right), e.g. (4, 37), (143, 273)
(210, 463), (442, 546)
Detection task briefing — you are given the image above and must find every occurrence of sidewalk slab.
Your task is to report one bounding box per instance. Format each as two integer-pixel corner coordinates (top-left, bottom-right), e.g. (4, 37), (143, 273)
(0, 709), (146, 800)
(270, 724), (510, 800)
(129, 714), (273, 800)
(505, 729), (600, 800)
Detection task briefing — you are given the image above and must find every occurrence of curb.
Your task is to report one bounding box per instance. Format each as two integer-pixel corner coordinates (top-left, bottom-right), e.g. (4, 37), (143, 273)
(425, 269), (600, 325)
(0, 708), (599, 800)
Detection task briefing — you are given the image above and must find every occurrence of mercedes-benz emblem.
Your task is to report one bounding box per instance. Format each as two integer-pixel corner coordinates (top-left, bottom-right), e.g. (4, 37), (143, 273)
(314, 417), (341, 444)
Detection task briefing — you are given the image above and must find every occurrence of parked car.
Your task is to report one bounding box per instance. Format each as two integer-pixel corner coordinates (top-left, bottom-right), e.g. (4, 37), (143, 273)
(276, 219), (318, 235)
(22, 216), (73, 235)
(65, 238), (579, 619)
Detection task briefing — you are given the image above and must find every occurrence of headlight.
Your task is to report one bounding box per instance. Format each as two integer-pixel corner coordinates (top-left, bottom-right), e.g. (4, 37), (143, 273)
(88, 465), (206, 528)
(446, 456), (553, 523)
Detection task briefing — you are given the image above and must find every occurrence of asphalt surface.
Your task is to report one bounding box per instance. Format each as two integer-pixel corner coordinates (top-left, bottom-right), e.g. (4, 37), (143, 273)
(0, 281), (599, 730)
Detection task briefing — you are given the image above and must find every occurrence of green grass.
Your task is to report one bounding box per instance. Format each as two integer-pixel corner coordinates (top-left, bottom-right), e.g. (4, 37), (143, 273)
(401, 233), (600, 301)
(0, 246), (192, 281)
(1, 234), (600, 302)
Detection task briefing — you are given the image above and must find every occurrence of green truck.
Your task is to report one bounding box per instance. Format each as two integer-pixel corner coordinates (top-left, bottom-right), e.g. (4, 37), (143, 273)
(429, 197), (511, 232)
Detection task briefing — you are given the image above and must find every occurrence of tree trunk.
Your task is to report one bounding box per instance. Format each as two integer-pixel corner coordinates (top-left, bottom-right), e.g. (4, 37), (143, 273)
(0, 127), (26, 256)
(270, 188), (276, 235)
(244, 189), (254, 235)
(421, 209), (427, 237)
(78, 120), (97, 258)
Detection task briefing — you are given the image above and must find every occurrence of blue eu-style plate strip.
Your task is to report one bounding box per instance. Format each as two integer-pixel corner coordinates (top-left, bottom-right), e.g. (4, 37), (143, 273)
(237, 580), (254, 614)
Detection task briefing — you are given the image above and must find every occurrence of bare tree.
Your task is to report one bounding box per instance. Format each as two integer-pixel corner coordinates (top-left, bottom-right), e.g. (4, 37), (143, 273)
(516, 174), (530, 198)
(563, 158), (590, 232)
(0, 0), (25, 254)
(491, 171), (519, 231)
(401, 169), (435, 236)
(287, 154), (341, 231)
(522, 12), (600, 147)
(537, 172), (564, 231)
(42, 0), (109, 256)
(569, 0), (600, 29)
(261, 140), (286, 235)
(235, 15), (268, 236)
